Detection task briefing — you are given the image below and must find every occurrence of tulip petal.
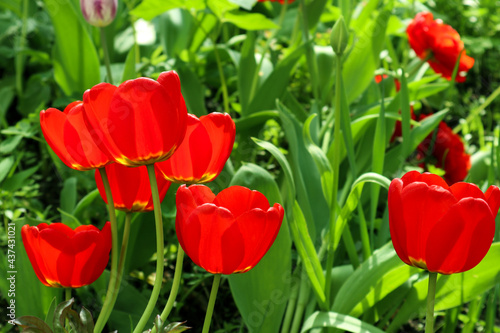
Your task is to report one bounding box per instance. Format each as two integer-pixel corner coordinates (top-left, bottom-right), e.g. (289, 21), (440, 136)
(388, 179), (411, 266)
(426, 198), (495, 274)
(485, 185), (500, 216)
(22, 225), (50, 286)
(82, 83), (120, 157)
(200, 113), (235, 182)
(401, 170), (449, 189)
(180, 204), (244, 274)
(175, 185), (216, 248)
(158, 115), (212, 183)
(399, 181), (457, 266)
(234, 204), (284, 273)
(214, 186), (270, 219)
(449, 182), (485, 201)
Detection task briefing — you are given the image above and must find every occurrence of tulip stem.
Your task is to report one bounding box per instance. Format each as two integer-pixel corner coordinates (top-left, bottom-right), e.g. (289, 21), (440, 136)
(324, 51), (343, 307)
(202, 274), (222, 333)
(100, 28), (114, 85)
(65, 288), (71, 302)
(94, 168), (119, 333)
(133, 164), (165, 333)
(425, 272), (438, 333)
(158, 247), (185, 324)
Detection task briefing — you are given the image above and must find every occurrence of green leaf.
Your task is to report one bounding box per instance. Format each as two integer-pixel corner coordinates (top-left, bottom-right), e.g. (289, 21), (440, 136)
(278, 103), (330, 244)
(228, 163), (291, 333)
(207, 0), (238, 18)
(130, 0), (205, 21)
(387, 242), (500, 332)
(177, 62), (208, 116)
(44, 0), (100, 96)
(0, 156), (14, 183)
(13, 316), (53, 333)
(159, 8), (194, 58)
(252, 137), (295, 201)
(238, 31), (256, 115)
(303, 114), (333, 204)
(343, 10), (390, 103)
(73, 189), (101, 223)
(290, 200), (327, 308)
(247, 45), (306, 113)
(301, 311), (386, 333)
(229, 0), (257, 10)
(332, 243), (418, 317)
(60, 177), (77, 224)
(80, 307), (94, 333)
(1, 165), (39, 192)
(123, 212), (157, 274)
(224, 11), (279, 30)
(305, 0), (329, 30)
(0, 135), (22, 154)
(120, 46), (137, 83)
(235, 111), (279, 131)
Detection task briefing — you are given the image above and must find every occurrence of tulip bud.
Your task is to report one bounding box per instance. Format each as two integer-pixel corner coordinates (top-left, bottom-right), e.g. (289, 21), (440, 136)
(330, 16), (349, 56)
(80, 0), (118, 27)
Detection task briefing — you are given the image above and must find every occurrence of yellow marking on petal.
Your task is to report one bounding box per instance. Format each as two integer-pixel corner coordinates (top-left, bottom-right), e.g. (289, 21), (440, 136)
(409, 257), (428, 270)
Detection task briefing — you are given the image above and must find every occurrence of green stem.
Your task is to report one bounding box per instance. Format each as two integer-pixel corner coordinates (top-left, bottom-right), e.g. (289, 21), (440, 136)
(65, 288), (71, 302)
(290, 268), (311, 333)
(159, 247), (185, 322)
(133, 164), (165, 333)
(425, 272), (438, 333)
(202, 274), (222, 333)
(94, 168), (119, 333)
(324, 54), (343, 307)
(100, 28), (114, 84)
(95, 210), (132, 332)
(280, 267), (300, 333)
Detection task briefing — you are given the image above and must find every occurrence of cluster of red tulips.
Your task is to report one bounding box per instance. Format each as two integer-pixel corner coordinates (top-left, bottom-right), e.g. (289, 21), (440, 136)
(21, 71), (284, 331)
(18, 3), (500, 332)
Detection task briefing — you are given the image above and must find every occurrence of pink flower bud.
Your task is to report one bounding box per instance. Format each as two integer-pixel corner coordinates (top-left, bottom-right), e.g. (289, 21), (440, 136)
(80, 0), (117, 27)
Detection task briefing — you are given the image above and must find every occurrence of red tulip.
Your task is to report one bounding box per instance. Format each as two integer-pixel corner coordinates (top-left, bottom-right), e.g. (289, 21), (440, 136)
(95, 163), (171, 212)
(21, 222), (112, 288)
(389, 171), (500, 274)
(40, 101), (112, 171)
(156, 113), (235, 184)
(175, 185), (284, 275)
(407, 12), (474, 82)
(83, 71), (188, 167)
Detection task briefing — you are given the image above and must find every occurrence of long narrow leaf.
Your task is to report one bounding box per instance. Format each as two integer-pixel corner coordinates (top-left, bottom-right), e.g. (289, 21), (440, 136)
(301, 311), (386, 333)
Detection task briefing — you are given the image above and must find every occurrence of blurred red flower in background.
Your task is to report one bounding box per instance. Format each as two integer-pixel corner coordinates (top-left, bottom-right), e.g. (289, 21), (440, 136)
(22, 222), (112, 288)
(40, 101), (112, 171)
(407, 12), (474, 82)
(389, 171), (499, 274)
(83, 71), (188, 167)
(391, 111), (471, 184)
(95, 163), (171, 212)
(156, 113), (235, 184)
(175, 185), (284, 275)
